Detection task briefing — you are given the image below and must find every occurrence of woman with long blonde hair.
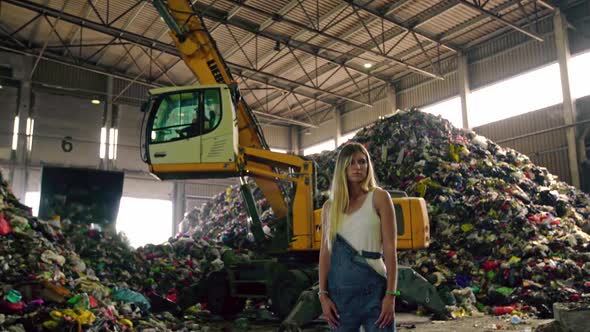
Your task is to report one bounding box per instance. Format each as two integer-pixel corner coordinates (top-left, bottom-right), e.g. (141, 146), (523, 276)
(318, 142), (398, 331)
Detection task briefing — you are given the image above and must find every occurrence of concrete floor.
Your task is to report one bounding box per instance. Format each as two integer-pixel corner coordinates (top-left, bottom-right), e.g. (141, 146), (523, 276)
(234, 313), (554, 332)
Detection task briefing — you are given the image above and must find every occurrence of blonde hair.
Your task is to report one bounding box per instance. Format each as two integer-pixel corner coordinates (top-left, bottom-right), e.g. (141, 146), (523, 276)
(325, 143), (377, 250)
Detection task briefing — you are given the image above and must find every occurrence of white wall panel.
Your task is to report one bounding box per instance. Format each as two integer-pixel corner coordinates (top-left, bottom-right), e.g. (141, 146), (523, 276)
(474, 104), (570, 185)
(301, 118), (336, 148)
(116, 104), (147, 172)
(123, 176), (174, 200)
(25, 168), (40, 193)
(396, 71), (458, 110)
(0, 86), (18, 159)
(342, 97), (392, 133)
(261, 124), (290, 149)
(31, 91), (102, 168)
(33, 59), (107, 96)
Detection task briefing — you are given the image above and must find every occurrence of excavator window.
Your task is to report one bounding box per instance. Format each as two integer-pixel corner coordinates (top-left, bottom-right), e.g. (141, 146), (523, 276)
(203, 89), (221, 134)
(150, 90), (202, 143)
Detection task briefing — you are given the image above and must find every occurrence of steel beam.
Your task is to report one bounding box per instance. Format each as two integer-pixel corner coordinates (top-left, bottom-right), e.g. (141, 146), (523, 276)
(381, 0), (414, 14)
(255, 0), (462, 112)
(536, 0), (555, 11)
(438, 0), (522, 41)
(221, 0), (300, 59)
(554, 10), (580, 188)
(457, 53), (470, 129)
(8, 13), (42, 38)
(344, 0), (459, 52)
(235, 73), (334, 107)
(458, 0), (544, 41)
(96, 5), (151, 66)
(253, 110), (318, 128)
(27, 0), (51, 46)
(5, 0), (347, 104)
(221, 0), (442, 79)
(391, 0), (546, 80)
(230, 62), (371, 107)
(0, 44), (159, 89)
(34, 41), (133, 49)
(190, 5), (390, 82)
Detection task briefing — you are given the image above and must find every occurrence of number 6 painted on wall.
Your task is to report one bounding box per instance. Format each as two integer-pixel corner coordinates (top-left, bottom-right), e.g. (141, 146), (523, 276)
(61, 136), (73, 152)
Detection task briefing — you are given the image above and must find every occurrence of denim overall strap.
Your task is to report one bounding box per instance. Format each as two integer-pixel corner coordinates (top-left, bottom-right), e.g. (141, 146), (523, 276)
(327, 235), (395, 332)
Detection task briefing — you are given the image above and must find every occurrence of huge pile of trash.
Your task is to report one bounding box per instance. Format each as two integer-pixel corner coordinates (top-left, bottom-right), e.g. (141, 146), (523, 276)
(0, 170), (261, 331)
(195, 109), (590, 318)
(1, 108), (589, 330)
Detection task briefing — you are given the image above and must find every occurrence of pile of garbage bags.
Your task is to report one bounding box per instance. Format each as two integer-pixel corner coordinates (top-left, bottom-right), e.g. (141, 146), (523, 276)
(0, 170), (259, 331)
(195, 109), (590, 318)
(1, 107), (589, 330)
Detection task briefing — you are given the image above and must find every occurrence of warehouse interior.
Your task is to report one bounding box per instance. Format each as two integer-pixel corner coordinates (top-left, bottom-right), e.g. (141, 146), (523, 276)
(0, 0), (589, 330)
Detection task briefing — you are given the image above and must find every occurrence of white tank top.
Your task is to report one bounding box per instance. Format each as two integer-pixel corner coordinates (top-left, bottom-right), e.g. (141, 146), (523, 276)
(337, 189), (387, 277)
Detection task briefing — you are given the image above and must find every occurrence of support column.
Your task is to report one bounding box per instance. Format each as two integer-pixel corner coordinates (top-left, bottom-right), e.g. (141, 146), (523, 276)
(290, 126), (300, 155)
(101, 76), (114, 170)
(172, 181), (186, 235)
(387, 83), (397, 113)
(334, 106), (342, 148)
(9, 82), (32, 201)
(554, 10), (580, 188)
(109, 104), (120, 169)
(458, 53), (470, 129)
(8, 55), (33, 202)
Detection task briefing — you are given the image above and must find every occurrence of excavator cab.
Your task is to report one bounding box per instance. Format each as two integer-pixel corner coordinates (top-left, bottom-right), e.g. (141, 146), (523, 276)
(142, 84), (239, 180)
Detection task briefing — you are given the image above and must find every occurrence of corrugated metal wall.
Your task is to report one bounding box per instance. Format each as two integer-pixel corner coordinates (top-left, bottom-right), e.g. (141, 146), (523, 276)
(33, 60), (107, 96)
(474, 103), (571, 184)
(261, 124), (290, 149)
(184, 178), (238, 212)
(397, 69), (459, 110)
(31, 91), (103, 168)
(0, 86), (18, 160)
(567, 0), (590, 54)
(393, 16), (558, 110)
(113, 78), (151, 106)
(468, 18), (556, 89)
(123, 176), (174, 200)
(116, 104), (147, 172)
(30, 59), (152, 107)
(302, 118), (336, 148)
(342, 96), (393, 133)
(394, 56), (458, 110)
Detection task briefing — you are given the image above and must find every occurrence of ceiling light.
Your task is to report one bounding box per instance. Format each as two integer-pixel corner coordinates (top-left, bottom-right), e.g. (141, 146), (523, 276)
(91, 99), (101, 105)
(363, 63), (373, 69)
(0, 85), (3, 89)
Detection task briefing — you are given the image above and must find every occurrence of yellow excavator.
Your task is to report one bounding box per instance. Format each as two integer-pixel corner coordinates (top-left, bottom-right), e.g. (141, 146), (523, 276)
(140, 0), (447, 326)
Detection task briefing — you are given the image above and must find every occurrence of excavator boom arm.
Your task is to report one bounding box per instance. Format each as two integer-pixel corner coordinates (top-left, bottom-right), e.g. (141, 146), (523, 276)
(155, 0), (301, 224)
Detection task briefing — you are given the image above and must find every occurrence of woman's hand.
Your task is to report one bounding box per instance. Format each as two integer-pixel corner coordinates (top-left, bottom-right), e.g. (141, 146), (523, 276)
(319, 294), (340, 328)
(375, 295), (395, 328)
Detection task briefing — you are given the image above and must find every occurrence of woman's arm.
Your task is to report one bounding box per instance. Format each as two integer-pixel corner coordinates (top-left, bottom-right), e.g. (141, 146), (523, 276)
(318, 200), (331, 293)
(318, 200), (339, 328)
(374, 188), (398, 328)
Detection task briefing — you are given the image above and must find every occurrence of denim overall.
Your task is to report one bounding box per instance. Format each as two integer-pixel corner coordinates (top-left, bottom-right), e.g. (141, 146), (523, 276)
(327, 235), (396, 332)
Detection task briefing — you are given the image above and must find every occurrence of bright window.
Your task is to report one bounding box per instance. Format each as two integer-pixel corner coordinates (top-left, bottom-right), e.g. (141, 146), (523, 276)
(25, 191), (40, 216)
(270, 147), (287, 153)
(116, 197), (172, 248)
(421, 97), (462, 128)
(304, 139), (335, 156)
(419, 51), (590, 129)
(570, 50), (590, 99)
(340, 129), (360, 145)
(469, 63), (562, 127)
